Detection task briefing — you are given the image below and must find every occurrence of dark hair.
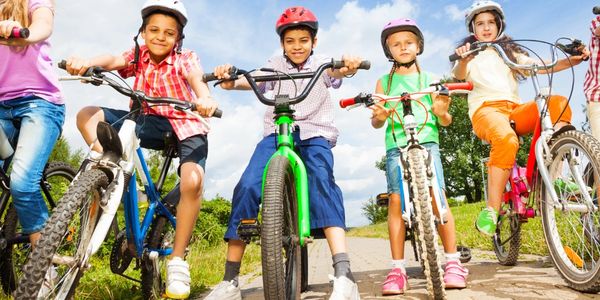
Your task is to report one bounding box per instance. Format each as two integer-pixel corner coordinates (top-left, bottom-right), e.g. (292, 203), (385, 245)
(279, 25), (316, 42)
(140, 9), (184, 39)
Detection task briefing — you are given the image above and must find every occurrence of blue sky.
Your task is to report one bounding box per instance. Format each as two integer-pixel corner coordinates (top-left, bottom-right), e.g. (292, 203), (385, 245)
(52, 0), (596, 226)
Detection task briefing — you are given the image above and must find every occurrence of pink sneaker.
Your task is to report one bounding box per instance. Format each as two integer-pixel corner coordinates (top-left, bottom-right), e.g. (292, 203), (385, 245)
(381, 268), (408, 295)
(444, 260), (468, 289)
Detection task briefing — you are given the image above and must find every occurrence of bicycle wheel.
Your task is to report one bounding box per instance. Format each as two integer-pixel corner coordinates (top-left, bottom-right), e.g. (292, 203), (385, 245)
(16, 169), (108, 299)
(407, 147), (446, 299)
(141, 214), (175, 299)
(261, 156), (301, 300)
(492, 199), (521, 266)
(0, 162), (75, 295)
(539, 130), (600, 292)
(300, 246), (308, 292)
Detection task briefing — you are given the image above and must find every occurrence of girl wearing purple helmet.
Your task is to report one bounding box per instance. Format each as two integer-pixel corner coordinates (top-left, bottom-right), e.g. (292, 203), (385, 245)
(372, 18), (468, 295)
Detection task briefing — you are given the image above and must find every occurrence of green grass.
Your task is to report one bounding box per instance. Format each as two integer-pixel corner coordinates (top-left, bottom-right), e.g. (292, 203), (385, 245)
(348, 201), (549, 256)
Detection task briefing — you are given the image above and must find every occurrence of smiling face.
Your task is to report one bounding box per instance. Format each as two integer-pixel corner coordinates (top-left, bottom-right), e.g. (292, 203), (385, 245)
(386, 31), (420, 64)
(472, 11), (499, 42)
(141, 13), (180, 63)
(281, 28), (316, 65)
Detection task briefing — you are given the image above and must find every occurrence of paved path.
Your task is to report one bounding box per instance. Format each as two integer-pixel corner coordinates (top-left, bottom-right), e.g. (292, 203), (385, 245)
(199, 237), (600, 299)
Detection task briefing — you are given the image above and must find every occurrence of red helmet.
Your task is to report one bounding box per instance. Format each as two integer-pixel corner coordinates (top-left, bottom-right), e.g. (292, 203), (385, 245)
(275, 6), (318, 37)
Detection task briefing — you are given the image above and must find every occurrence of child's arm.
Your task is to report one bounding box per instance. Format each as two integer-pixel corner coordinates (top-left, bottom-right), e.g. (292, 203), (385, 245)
(370, 79), (392, 129)
(431, 93), (452, 127)
(213, 64), (252, 90)
(327, 55), (363, 79)
(187, 68), (219, 117)
(65, 55), (128, 76)
(526, 48), (590, 74)
(451, 43), (476, 80)
(0, 6), (53, 46)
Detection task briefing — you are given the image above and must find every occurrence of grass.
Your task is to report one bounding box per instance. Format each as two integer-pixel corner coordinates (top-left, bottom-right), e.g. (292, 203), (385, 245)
(348, 201), (549, 256)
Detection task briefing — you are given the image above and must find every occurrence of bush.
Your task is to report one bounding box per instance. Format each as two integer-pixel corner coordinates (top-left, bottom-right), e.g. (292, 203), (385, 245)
(361, 196), (388, 225)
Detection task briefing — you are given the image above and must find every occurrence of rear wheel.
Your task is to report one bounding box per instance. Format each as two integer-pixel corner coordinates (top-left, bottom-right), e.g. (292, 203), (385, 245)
(261, 156), (301, 300)
(492, 199), (521, 266)
(0, 162), (75, 295)
(540, 130), (600, 292)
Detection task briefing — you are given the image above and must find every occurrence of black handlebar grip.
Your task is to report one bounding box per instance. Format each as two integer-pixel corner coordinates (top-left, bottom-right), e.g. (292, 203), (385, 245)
(213, 108), (223, 118)
(448, 52), (461, 62)
(594, 6), (600, 15)
(332, 60), (371, 70)
(58, 60), (67, 70)
(9, 27), (29, 38)
(202, 73), (219, 83)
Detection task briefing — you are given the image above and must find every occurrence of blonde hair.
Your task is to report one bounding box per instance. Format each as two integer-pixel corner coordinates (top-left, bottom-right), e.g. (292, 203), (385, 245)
(384, 61), (423, 96)
(1, 0), (29, 28)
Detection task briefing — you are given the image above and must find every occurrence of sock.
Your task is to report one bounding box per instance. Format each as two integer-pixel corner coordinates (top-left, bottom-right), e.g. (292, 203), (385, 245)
(332, 253), (355, 282)
(391, 259), (406, 273)
(445, 252), (461, 263)
(223, 260), (241, 286)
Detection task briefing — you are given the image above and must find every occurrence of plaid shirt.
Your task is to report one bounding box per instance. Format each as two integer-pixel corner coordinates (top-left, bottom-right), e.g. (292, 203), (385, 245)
(585, 18), (600, 103)
(118, 46), (209, 140)
(259, 54), (342, 146)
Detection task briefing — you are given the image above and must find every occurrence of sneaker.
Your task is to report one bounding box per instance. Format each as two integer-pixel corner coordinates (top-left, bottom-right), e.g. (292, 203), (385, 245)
(554, 177), (592, 196)
(475, 207), (497, 236)
(381, 268), (408, 295)
(443, 261), (468, 289)
(203, 280), (241, 300)
(165, 257), (191, 299)
(329, 274), (360, 300)
(37, 266), (57, 299)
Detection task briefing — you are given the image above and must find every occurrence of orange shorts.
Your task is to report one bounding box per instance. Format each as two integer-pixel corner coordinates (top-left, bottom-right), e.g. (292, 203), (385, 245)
(472, 96), (572, 169)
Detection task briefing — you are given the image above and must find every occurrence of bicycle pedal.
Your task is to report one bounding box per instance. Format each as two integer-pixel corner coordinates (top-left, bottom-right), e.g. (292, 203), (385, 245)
(237, 219), (261, 243)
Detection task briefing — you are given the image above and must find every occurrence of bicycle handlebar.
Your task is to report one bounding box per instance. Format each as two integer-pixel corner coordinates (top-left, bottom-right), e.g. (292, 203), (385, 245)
(202, 59), (370, 107)
(594, 6), (600, 15)
(8, 27), (29, 39)
(449, 42), (559, 71)
(57, 60), (222, 118)
(339, 82), (473, 108)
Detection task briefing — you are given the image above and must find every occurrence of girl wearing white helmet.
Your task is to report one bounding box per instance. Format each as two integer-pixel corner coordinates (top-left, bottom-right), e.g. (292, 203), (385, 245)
(374, 18), (468, 295)
(452, 1), (589, 237)
(64, 1), (217, 298)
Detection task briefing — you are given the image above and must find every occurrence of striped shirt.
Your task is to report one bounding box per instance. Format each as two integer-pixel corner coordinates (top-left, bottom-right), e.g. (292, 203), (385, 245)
(259, 55), (342, 145)
(585, 17), (600, 103)
(118, 45), (209, 140)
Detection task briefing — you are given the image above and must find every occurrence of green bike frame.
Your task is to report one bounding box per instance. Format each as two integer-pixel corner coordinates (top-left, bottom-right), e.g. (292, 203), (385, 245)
(261, 108), (311, 246)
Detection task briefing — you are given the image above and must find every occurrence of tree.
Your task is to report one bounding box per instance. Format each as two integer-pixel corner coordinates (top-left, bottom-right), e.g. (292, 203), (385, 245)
(361, 196), (388, 225)
(48, 136), (84, 168)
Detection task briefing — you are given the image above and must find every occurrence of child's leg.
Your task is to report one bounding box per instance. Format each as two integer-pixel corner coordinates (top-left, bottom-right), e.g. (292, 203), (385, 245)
(589, 101), (600, 141)
(171, 162), (204, 258)
(76, 106), (105, 152)
(388, 193), (406, 260)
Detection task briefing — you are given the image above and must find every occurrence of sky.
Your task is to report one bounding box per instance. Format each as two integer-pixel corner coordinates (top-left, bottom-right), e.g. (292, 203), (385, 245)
(50, 0), (597, 227)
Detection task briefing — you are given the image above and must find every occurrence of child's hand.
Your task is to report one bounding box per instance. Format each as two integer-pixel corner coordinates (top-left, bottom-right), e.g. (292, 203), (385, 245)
(454, 43), (476, 64)
(369, 102), (392, 123)
(194, 95), (219, 117)
(65, 56), (92, 76)
(432, 93), (451, 116)
(338, 54), (363, 76)
(0, 20), (22, 38)
(213, 64), (236, 89)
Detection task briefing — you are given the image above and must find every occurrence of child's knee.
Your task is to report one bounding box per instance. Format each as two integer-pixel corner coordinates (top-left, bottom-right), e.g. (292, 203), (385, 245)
(76, 106), (102, 128)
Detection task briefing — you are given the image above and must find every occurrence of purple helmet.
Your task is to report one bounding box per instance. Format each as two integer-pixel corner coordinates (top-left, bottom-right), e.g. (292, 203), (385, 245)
(381, 18), (424, 60)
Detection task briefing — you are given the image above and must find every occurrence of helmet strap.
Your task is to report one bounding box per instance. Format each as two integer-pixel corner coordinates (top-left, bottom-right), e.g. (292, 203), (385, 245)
(390, 59), (416, 68)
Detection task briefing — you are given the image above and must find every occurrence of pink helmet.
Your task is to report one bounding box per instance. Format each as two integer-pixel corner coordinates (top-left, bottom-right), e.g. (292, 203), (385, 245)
(380, 18), (424, 60)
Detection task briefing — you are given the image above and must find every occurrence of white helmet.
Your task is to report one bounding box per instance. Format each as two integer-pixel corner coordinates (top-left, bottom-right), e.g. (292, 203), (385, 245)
(141, 0), (188, 27)
(464, 0), (505, 33)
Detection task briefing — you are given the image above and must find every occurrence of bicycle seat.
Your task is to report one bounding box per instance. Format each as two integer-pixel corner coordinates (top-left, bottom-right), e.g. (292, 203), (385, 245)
(97, 121), (122, 162)
(162, 131), (179, 158)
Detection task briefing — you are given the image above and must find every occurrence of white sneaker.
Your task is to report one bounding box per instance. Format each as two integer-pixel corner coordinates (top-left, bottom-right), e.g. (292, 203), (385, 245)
(203, 280), (241, 300)
(329, 274), (360, 300)
(37, 266), (58, 299)
(165, 257), (191, 299)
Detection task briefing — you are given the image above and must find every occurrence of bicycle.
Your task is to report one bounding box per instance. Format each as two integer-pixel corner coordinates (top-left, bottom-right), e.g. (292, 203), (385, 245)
(450, 40), (600, 292)
(15, 61), (222, 299)
(203, 58), (369, 300)
(340, 81), (472, 299)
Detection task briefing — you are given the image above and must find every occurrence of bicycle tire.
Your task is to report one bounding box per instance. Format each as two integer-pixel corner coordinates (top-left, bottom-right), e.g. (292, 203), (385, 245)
(15, 169), (108, 299)
(301, 246), (308, 292)
(141, 214), (175, 299)
(407, 147), (446, 299)
(540, 130), (600, 293)
(492, 199), (521, 266)
(261, 156), (301, 300)
(0, 161), (75, 295)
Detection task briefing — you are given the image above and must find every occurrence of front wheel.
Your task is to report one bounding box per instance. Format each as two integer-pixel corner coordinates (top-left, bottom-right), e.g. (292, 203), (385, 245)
(261, 156), (302, 300)
(540, 130), (600, 292)
(492, 199), (521, 266)
(141, 214), (175, 299)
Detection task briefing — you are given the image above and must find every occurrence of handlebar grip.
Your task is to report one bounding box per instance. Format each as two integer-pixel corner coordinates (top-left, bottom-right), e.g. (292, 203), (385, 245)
(213, 108), (223, 118)
(449, 43), (481, 62)
(594, 6), (600, 15)
(445, 82), (473, 91)
(339, 97), (357, 108)
(9, 27), (29, 38)
(448, 52), (462, 62)
(332, 60), (371, 70)
(58, 60), (67, 70)
(202, 73), (219, 83)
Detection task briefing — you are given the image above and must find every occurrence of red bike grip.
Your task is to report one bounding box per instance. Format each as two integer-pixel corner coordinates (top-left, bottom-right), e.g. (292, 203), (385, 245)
(9, 27), (29, 38)
(444, 82), (473, 91)
(339, 97), (356, 108)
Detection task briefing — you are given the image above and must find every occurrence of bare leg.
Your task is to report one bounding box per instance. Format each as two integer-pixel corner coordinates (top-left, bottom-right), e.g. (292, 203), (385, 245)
(388, 193), (406, 260)
(76, 106), (104, 152)
(487, 165), (510, 211)
(324, 226), (347, 255)
(170, 162), (204, 258)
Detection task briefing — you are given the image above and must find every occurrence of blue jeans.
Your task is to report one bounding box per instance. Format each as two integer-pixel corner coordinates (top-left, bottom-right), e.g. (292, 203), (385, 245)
(0, 96), (65, 234)
(385, 143), (446, 193)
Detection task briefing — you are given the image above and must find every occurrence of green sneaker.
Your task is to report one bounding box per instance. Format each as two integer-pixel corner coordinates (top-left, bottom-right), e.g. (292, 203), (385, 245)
(475, 207), (497, 236)
(554, 177), (592, 196)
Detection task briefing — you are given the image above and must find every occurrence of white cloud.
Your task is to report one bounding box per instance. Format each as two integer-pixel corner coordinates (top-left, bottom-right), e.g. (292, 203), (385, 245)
(445, 4), (465, 22)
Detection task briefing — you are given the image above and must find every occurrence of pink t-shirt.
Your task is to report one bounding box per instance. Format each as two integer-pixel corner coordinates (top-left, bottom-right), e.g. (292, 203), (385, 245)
(0, 0), (63, 104)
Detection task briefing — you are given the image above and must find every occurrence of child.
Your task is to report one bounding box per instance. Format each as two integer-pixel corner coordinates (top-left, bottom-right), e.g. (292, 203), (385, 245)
(452, 0), (588, 236)
(64, 1), (218, 298)
(371, 18), (468, 295)
(0, 0), (64, 246)
(204, 6), (363, 300)
(584, 15), (600, 141)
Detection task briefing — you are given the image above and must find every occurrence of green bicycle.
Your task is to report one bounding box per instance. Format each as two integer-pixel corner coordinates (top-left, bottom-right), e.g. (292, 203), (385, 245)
(204, 59), (369, 299)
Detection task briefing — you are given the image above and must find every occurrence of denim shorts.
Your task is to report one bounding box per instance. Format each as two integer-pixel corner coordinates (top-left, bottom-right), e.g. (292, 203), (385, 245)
(385, 142), (446, 194)
(102, 108), (207, 170)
